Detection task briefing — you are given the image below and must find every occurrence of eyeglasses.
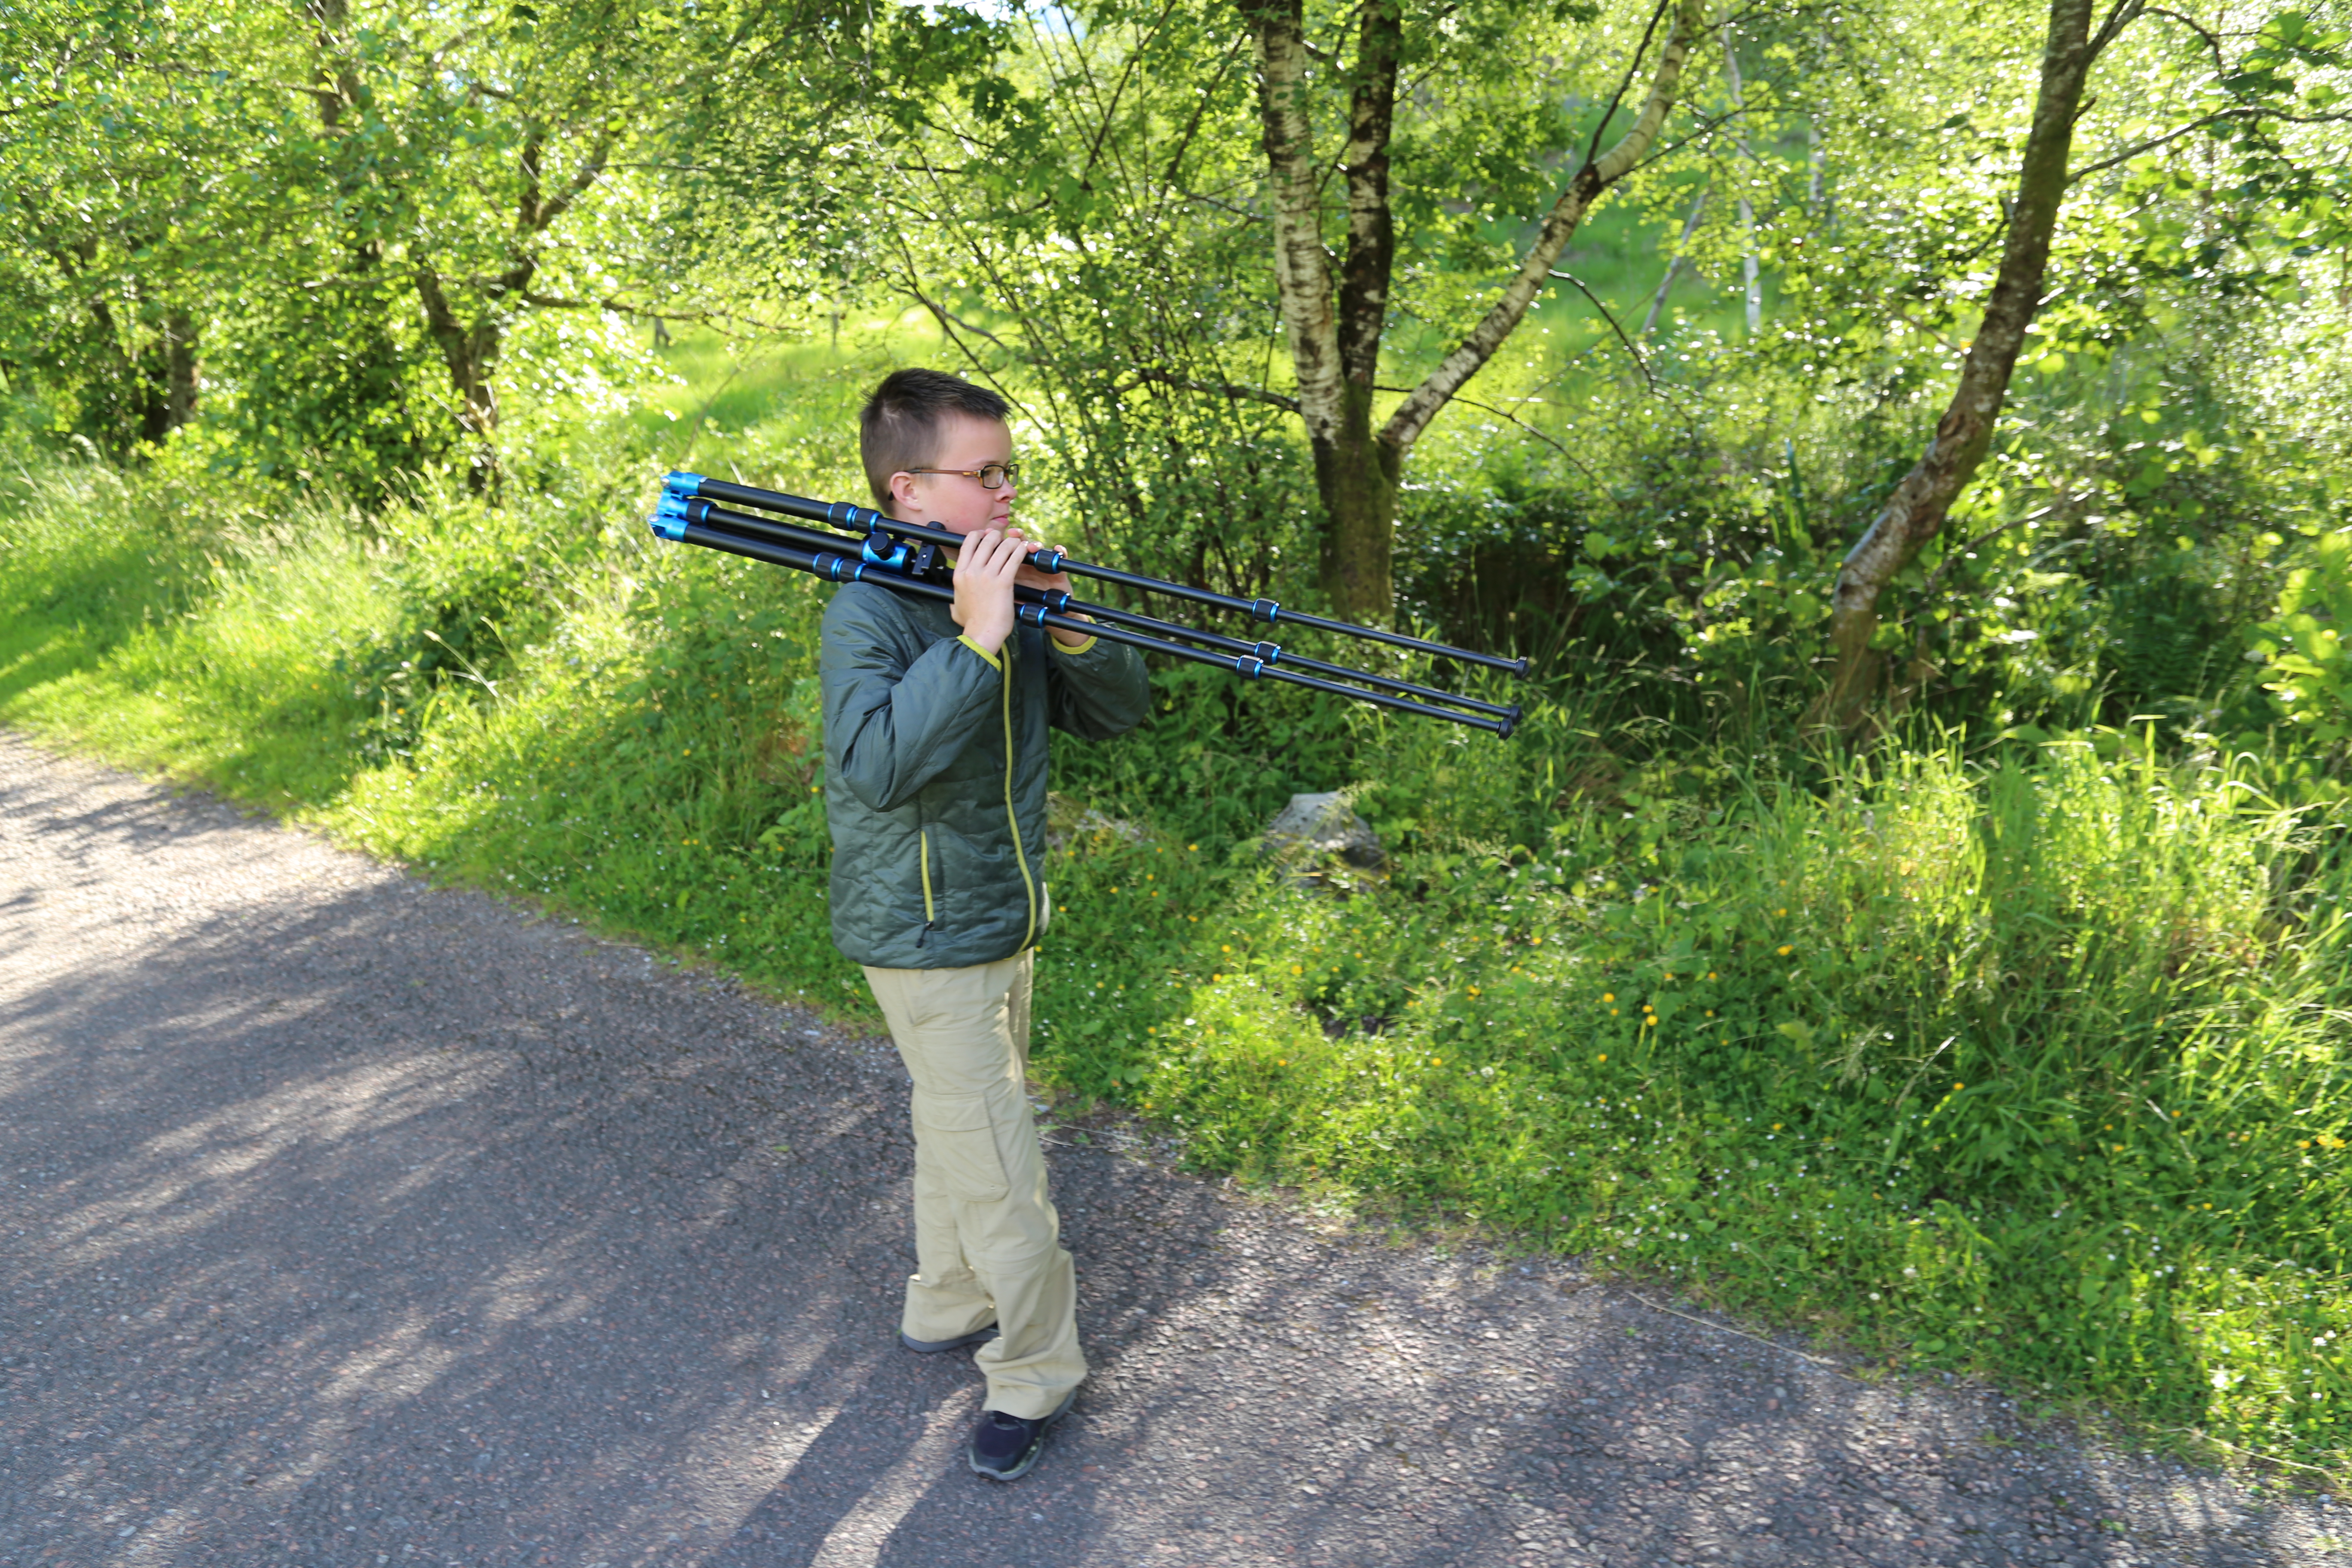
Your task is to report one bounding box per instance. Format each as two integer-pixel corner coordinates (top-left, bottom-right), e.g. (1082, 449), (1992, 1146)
(904, 461), (1020, 490)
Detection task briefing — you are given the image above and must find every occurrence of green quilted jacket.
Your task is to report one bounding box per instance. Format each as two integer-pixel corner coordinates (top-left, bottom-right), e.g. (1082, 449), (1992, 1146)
(818, 581), (1151, 969)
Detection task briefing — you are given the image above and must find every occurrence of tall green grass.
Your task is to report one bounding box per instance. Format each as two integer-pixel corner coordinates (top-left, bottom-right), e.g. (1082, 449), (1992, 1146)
(1099, 740), (2352, 1469)
(3, 441), (2348, 1476)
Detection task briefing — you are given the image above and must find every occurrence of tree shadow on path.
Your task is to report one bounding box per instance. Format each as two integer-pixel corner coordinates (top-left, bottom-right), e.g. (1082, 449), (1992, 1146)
(0, 737), (2334, 1568)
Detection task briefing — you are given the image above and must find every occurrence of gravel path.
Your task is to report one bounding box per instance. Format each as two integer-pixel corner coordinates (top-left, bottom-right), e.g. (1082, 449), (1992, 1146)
(3, 730), (2344, 1568)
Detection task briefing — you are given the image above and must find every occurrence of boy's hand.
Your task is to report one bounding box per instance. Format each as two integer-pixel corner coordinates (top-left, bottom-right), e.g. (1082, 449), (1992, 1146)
(951, 527), (1026, 655)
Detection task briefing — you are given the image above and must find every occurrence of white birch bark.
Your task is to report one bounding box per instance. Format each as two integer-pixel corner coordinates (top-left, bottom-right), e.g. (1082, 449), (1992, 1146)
(1722, 26), (1763, 337)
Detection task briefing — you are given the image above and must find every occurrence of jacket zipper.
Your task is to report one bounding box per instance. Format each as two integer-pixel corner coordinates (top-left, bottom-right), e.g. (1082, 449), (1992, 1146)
(1000, 644), (1038, 949)
(917, 827), (936, 947)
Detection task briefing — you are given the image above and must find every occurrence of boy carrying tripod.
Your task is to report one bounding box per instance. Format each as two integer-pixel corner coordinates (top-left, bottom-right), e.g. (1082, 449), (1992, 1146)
(818, 368), (1150, 1481)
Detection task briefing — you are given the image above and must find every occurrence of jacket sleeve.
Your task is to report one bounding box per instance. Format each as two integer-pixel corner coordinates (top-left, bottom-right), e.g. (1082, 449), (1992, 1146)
(1043, 630), (1152, 741)
(821, 585), (1001, 812)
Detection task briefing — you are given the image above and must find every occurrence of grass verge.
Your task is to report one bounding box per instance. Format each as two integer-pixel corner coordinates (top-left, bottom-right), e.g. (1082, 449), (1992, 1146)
(3, 441), (2348, 1478)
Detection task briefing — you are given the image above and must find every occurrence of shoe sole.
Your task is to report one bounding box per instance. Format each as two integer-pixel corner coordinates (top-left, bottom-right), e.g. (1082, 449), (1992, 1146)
(900, 1325), (999, 1354)
(968, 1387), (1078, 1482)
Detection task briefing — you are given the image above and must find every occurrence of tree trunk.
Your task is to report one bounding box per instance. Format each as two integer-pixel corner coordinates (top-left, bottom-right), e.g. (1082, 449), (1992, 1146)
(55, 241), (197, 457)
(414, 265), (505, 486)
(1325, 0), (1403, 619)
(1642, 189), (1707, 338)
(1813, 0), (2123, 729)
(164, 309), (198, 429)
(1808, 116), (1825, 217)
(1721, 29), (1762, 337)
(1241, 0), (1359, 610)
(136, 308), (199, 445)
(1242, 0), (1703, 624)
(1316, 383), (1402, 617)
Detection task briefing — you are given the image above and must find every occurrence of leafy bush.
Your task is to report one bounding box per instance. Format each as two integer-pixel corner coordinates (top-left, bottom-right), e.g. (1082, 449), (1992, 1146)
(1046, 737), (2352, 1467)
(2254, 529), (2352, 756)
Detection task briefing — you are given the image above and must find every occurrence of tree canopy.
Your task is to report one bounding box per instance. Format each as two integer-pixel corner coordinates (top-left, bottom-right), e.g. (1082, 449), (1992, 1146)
(3, 0), (2347, 729)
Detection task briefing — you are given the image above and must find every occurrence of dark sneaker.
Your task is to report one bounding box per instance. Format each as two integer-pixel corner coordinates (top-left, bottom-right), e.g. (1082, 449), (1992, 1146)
(966, 1388), (1078, 1482)
(900, 1323), (1000, 1354)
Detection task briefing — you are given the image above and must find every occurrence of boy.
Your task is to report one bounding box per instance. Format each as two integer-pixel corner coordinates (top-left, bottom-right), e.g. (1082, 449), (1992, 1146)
(818, 368), (1150, 1481)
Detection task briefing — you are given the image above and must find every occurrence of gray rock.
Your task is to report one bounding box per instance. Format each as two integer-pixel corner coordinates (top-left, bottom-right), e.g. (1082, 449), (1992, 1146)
(1045, 790), (1146, 854)
(1262, 790), (1384, 870)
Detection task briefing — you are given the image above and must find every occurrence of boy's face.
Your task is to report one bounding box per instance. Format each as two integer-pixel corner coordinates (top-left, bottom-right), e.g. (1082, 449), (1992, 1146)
(888, 413), (1018, 536)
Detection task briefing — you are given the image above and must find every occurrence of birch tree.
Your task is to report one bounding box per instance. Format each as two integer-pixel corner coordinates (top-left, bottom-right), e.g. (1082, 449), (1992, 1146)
(1237, 0), (1710, 623)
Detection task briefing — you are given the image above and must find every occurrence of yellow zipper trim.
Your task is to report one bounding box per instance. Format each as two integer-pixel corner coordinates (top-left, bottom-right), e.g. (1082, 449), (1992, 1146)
(919, 827), (936, 925)
(1000, 648), (1038, 949)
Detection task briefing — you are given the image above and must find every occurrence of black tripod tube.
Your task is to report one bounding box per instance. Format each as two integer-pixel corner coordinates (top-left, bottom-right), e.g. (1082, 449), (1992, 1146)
(652, 511), (1514, 736)
(659, 494), (1522, 726)
(665, 472), (1531, 677)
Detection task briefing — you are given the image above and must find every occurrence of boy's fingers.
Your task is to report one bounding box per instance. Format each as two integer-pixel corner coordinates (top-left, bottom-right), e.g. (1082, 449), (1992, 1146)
(956, 530), (1022, 588)
(956, 530), (1004, 576)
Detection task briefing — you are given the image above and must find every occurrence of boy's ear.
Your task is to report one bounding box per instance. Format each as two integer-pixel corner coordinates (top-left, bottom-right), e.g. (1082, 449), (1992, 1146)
(887, 469), (925, 519)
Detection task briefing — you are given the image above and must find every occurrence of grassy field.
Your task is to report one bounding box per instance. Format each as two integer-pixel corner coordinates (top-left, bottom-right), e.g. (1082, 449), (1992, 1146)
(4, 316), (2349, 1479)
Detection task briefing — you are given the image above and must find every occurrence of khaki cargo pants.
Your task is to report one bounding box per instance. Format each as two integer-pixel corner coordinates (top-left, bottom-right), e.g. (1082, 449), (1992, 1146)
(862, 950), (1085, 1421)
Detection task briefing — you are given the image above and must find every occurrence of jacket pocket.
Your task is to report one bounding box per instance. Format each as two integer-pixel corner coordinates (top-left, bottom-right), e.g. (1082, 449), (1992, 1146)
(911, 1090), (1009, 1204)
(917, 826), (938, 945)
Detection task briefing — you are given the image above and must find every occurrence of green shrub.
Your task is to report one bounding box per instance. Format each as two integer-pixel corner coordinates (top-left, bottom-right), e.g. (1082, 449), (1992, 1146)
(2254, 528), (2352, 754)
(6, 439), (2351, 1474)
(1038, 734), (2352, 1467)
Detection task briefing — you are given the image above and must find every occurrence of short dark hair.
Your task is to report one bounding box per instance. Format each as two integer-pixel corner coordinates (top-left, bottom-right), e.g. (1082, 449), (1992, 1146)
(860, 369), (1010, 508)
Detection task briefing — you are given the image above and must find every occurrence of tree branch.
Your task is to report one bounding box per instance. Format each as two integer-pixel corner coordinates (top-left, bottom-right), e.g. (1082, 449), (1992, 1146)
(1576, 0), (1677, 174)
(899, 272), (1021, 363)
(1377, 383), (1590, 471)
(1116, 368), (1301, 411)
(515, 126), (546, 230)
(1626, 106), (1750, 176)
(1380, 0), (1705, 453)
(2086, 0), (2145, 59)
(1159, 31), (1251, 194)
(2141, 5), (2224, 67)
(2068, 105), (2352, 184)
(1548, 269), (1655, 389)
(528, 131), (610, 233)
(518, 291), (659, 319)
(1640, 187), (1707, 337)
(1919, 498), (2073, 595)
